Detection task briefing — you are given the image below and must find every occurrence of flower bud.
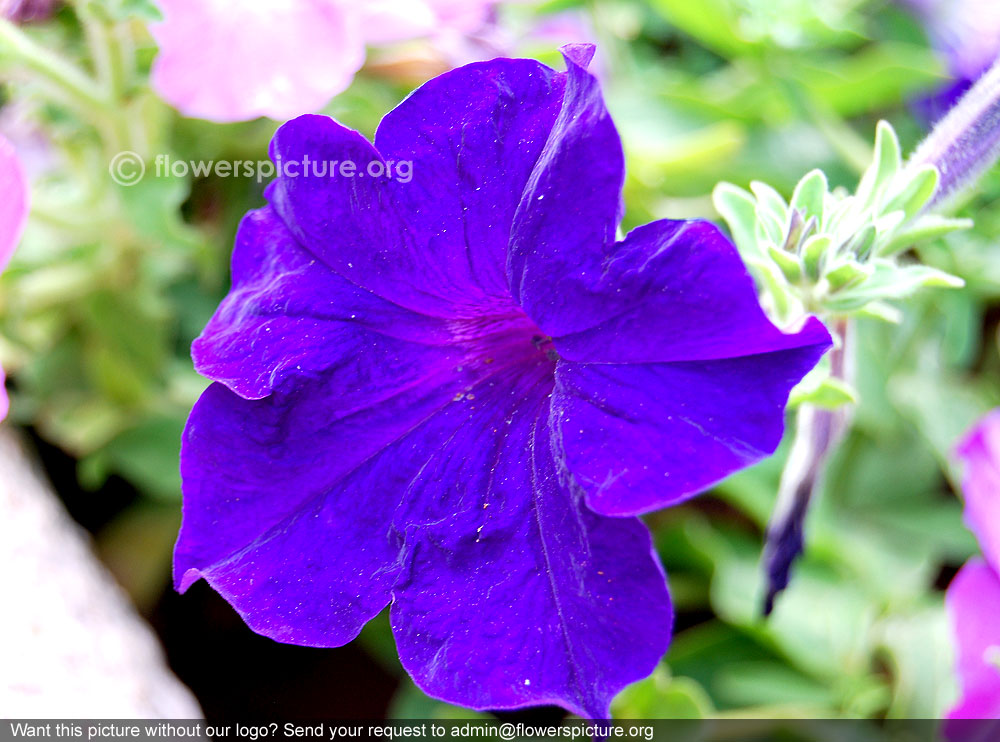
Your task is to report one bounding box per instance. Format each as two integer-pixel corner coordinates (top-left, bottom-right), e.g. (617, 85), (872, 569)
(909, 57), (1000, 208)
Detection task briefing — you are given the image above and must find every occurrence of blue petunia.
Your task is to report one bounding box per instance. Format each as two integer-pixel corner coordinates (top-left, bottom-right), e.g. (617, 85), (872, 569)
(176, 45), (831, 718)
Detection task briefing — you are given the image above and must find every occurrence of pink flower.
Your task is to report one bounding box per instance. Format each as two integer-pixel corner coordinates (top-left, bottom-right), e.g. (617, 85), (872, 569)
(150, 0), (364, 123)
(947, 409), (1000, 719)
(947, 560), (1000, 719)
(0, 134), (29, 420)
(150, 0), (504, 122)
(360, 0), (494, 44)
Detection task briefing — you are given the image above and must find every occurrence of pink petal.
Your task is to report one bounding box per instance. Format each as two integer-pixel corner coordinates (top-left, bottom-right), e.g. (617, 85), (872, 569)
(424, 0), (495, 34)
(946, 560), (1000, 718)
(360, 0), (498, 44)
(0, 133), (28, 271)
(956, 408), (1000, 574)
(150, 0), (365, 122)
(360, 0), (438, 44)
(0, 134), (28, 421)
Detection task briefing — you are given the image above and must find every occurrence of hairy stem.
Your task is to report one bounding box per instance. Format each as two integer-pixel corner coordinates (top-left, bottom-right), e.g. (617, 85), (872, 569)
(762, 318), (853, 615)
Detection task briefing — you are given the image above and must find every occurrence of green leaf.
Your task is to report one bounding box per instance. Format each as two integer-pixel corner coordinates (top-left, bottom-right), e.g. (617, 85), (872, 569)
(790, 169), (828, 224)
(848, 224), (877, 259)
(825, 260), (872, 291)
(756, 212), (784, 250)
(387, 680), (483, 720)
(878, 215), (973, 256)
(613, 666), (715, 719)
(823, 194), (859, 236)
(856, 301), (903, 323)
(115, 168), (202, 255)
(648, 0), (754, 57)
(87, 415), (186, 501)
(874, 210), (905, 237)
(711, 554), (876, 681)
(747, 257), (794, 321)
(714, 661), (838, 710)
(790, 43), (944, 117)
(857, 121), (902, 208)
(80, 289), (169, 407)
(890, 372), (997, 485)
(789, 376), (858, 409)
(877, 605), (956, 719)
(767, 244), (803, 283)
(751, 180), (789, 228)
(827, 262), (963, 311)
(713, 182), (762, 259)
(883, 165), (939, 220)
(801, 234), (831, 281)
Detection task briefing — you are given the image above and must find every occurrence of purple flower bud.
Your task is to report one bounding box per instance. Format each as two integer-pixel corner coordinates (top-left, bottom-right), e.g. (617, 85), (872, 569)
(909, 56), (1000, 208)
(899, 0), (1000, 82)
(0, 0), (58, 23)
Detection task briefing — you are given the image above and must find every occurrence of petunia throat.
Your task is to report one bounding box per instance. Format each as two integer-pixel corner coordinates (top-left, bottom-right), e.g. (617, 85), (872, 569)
(447, 309), (560, 371)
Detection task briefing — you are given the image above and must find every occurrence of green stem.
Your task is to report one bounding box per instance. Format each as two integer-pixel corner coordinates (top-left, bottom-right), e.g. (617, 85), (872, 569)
(0, 18), (110, 115)
(77, 0), (132, 102)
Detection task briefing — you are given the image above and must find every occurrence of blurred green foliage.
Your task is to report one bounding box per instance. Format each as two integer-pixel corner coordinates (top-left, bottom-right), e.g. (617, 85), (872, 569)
(1, 0), (998, 723)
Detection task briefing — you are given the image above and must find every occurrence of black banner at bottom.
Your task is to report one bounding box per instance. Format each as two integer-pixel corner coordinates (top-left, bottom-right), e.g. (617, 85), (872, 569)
(2, 719), (998, 742)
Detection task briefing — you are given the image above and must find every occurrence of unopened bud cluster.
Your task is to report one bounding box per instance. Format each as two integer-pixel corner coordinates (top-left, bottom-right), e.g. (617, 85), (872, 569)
(714, 121), (966, 329)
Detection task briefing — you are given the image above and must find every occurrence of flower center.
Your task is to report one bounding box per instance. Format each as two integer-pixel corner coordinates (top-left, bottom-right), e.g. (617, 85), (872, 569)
(449, 309), (558, 370)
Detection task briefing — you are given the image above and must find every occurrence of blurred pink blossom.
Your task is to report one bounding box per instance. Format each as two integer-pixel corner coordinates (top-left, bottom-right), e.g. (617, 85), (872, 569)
(947, 409), (1000, 719)
(947, 561), (1000, 719)
(0, 134), (29, 420)
(150, 0), (365, 123)
(150, 0), (506, 122)
(360, 0), (494, 44)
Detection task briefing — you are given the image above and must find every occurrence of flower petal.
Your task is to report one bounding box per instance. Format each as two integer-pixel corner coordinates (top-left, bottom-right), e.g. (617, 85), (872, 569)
(359, 0), (438, 44)
(175, 362), (474, 645)
(269, 114), (468, 317)
(551, 220), (832, 364)
(956, 409), (1000, 573)
(192, 206), (457, 400)
(150, 0), (364, 122)
(177, 351), (556, 648)
(551, 348), (828, 516)
(508, 44), (625, 334)
(946, 559), (1000, 719)
(373, 57), (565, 302)
(534, 219), (829, 515)
(391, 359), (671, 720)
(422, 0), (496, 34)
(180, 354), (670, 713)
(272, 56), (569, 316)
(0, 134), (28, 271)
(0, 134), (29, 421)
(0, 366), (7, 422)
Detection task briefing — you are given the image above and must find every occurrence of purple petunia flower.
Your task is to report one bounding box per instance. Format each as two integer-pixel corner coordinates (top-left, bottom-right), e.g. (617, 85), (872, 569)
(177, 45), (831, 718)
(899, 0), (1000, 122)
(0, 134), (29, 420)
(948, 410), (1000, 719)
